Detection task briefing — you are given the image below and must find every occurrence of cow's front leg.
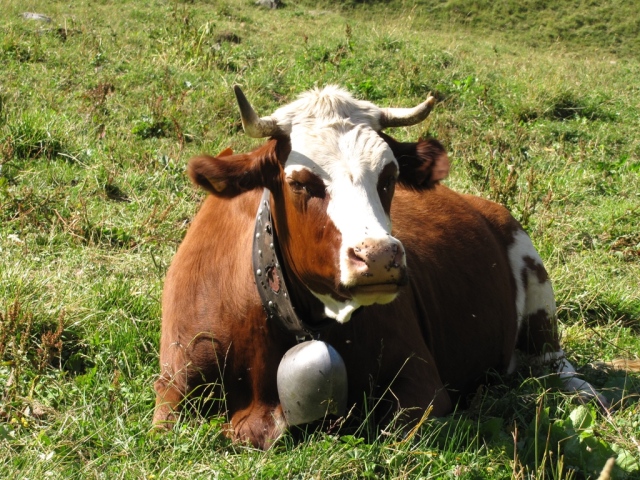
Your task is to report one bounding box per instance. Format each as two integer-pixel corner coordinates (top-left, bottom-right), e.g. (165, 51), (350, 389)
(153, 376), (185, 427)
(390, 373), (452, 425)
(228, 403), (287, 449)
(153, 341), (191, 428)
(379, 352), (452, 432)
(153, 332), (222, 428)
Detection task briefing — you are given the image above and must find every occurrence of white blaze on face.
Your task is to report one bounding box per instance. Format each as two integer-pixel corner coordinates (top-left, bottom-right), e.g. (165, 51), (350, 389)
(284, 122), (401, 323)
(271, 86), (408, 322)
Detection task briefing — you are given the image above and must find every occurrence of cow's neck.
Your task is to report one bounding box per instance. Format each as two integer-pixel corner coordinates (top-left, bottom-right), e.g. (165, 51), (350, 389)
(252, 188), (331, 340)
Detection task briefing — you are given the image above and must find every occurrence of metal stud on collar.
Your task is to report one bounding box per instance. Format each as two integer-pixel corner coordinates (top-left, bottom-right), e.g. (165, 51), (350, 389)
(252, 188), (313, 339)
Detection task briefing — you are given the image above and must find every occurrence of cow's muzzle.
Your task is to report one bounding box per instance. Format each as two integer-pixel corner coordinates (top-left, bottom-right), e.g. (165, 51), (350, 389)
(344, 237), (407, 287)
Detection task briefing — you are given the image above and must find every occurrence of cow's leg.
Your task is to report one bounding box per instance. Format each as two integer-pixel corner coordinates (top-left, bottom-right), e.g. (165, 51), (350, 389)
(390, 375), (452, 423)
(382, 352), (452, 432)
(153, 338), (190, 428)
(153, 378), (184, 427)
(222, 327), (291, 449)
(153, 332), (221, 428)
(522, 312), (608, 407)
(533, 350), (608, 406)
(227, 403), (287, 449)
(509, 230), (607, 406)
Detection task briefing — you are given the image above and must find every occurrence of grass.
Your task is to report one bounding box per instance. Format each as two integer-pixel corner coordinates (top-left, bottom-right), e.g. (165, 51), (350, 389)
(1, 0), (639, 478)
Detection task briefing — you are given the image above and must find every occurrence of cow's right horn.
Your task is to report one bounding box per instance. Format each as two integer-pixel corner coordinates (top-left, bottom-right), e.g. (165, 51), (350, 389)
(233, 85), (283, 138)
(379, 95), (436, 129)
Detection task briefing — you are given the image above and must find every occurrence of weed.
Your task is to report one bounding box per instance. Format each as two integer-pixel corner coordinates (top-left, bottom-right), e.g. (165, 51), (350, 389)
(0, 300), (73, 407)
(3, 115), (65, 161)
(83, 82), (115, 114)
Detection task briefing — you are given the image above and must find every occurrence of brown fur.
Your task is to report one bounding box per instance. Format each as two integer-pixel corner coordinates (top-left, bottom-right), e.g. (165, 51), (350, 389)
(154, 136), (561, 448)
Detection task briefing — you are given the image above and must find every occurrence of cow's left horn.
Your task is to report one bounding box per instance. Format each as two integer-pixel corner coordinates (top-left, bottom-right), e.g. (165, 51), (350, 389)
(233, 85), (283, 138)
(379, 95), (436, 129)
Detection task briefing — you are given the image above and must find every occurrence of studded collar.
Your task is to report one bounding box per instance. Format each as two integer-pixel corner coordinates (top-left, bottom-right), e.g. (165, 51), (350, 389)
(252, 188), (323, 341)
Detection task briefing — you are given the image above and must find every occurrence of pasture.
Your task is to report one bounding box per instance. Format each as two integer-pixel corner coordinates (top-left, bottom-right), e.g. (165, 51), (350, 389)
(1, 0), (639, 478)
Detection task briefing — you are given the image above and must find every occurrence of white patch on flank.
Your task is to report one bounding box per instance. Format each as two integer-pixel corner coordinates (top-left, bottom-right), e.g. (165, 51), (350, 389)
(507, 230), (556, 330)
(506, 230), (557, 371)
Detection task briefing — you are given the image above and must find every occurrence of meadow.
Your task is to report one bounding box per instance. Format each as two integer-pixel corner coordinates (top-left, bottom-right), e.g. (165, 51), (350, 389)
(1, 0), (639, 478)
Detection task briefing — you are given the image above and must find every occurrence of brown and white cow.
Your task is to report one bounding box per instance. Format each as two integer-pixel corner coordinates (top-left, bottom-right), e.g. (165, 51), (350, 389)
(153, 86), (605, 448)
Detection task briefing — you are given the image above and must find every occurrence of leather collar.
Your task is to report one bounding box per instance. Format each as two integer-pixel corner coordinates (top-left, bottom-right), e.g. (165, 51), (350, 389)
(252, 188), (317, 341)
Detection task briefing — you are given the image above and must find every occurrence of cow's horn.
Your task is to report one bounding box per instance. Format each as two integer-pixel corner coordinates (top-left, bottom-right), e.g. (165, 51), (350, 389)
(379, 95), (436, 129)
(233, 85), (282, 138)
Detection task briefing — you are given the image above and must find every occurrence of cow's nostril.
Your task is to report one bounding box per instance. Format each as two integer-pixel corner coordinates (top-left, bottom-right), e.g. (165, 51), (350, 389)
(345, 239), (407, 284)
(391, 244), (405, 267)
(348, 247), (367, 267)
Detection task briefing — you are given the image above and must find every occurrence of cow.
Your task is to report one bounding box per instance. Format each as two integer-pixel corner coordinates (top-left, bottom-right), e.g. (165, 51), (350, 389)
(153, 85), (606, 449)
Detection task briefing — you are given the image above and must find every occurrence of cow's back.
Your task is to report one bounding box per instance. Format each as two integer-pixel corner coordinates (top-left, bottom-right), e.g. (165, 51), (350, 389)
(390, 184), (520, 394)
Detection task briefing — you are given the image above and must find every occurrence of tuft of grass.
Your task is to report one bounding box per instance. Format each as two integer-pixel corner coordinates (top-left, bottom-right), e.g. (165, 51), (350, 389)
(3, 115), (66, 161)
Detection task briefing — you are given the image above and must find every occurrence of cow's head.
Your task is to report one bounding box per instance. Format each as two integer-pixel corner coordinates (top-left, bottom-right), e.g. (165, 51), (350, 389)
(189, 86), (449, 323)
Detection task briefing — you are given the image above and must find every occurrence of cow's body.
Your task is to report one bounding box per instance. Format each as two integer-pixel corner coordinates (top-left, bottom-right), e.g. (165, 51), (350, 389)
(154, 87), (603, 448)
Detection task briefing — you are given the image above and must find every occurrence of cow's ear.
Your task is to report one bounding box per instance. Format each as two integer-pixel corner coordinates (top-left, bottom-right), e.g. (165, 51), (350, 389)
(216, 147), (234, 157)
(188, 139), (289, 197)
(411, 138), (450, 185)
(380, 133), (450, 189)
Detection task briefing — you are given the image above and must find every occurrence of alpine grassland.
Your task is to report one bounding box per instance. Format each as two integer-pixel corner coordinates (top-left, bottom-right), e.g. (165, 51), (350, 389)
(1, 0), (639, 478)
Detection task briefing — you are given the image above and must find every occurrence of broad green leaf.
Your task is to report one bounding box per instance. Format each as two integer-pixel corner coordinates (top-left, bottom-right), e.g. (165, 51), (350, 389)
(563, 432), (615, 478)
(568, 405), (594, 431)
(479, 417), (503, 441)
(612, 444), (640, 474)
(0, 425), (13, 441)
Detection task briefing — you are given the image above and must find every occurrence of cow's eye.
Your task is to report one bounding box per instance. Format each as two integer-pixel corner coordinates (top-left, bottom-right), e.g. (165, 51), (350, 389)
(382, 175), (396, 194)
(289, 180), (307, 194)
(288, 179), (325, 198)
(287, 171), (326, 199)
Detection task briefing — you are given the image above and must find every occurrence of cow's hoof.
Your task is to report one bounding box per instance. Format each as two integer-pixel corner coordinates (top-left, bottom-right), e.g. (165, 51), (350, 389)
(574, 391), (611, 412)
(152, 403), (179, 430)
(228, 405), (287, 449)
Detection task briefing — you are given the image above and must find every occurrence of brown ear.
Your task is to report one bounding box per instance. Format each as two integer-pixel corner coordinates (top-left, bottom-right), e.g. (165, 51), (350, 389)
(379, 133), (450, 189)
(415, 138), (450, 183)
(188, 138), (290, 197)
(216, 147), (234, 157)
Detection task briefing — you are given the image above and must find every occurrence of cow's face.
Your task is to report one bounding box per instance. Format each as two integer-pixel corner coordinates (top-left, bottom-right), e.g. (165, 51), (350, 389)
(189, 86), (449, 323)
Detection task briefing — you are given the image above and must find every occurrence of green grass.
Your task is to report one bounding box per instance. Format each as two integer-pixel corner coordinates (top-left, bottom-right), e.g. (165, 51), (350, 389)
(1, 0), (639, 478)
(321, 0), (640, 58)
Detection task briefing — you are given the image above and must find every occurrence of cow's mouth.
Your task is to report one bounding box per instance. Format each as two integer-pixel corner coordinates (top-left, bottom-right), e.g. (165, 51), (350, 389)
(312, 282), (402, 323)
(350, 284), (400, 296)
(347, 283), (400, 307)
